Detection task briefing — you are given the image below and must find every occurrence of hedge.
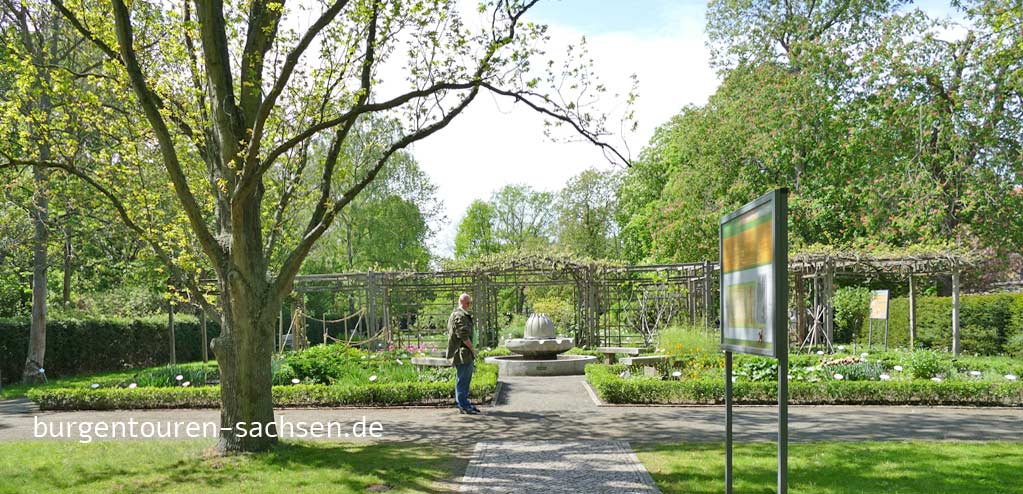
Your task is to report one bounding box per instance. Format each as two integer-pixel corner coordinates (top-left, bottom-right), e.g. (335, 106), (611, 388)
(27, 363), (498, 410)
(853, 292), (1023, 355)
(0, 316), (221, 385)
(586, 365), (1023, 406)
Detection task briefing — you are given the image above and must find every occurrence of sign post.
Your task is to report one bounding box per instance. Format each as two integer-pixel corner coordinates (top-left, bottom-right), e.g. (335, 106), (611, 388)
(868, 290), (890, 350)
(720, 188), (788, 494)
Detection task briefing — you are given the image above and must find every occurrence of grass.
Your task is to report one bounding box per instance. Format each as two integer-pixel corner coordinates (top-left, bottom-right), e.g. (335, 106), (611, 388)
(657, 325), (720, 355)
(638, 441), (1023, 494)
(0, 439), (461, 494)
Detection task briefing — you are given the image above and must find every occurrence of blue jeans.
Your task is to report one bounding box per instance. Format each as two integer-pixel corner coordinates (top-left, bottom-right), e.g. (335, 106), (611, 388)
(454, 361), (474, 409)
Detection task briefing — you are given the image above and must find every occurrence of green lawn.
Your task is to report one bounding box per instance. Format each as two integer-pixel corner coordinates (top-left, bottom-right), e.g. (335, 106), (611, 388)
(0, 440), (461, 494)
(638, 441), (1023, 494)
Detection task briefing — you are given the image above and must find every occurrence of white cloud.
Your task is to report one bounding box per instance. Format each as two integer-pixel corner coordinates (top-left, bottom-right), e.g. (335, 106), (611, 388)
(411, 6), (719, 258)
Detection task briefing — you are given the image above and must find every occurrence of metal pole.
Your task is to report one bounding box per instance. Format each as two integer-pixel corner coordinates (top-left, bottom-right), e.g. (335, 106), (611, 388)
(704, 260), (712, 330)
(778, 338), (788, 494)
(725, 350), (733, 494)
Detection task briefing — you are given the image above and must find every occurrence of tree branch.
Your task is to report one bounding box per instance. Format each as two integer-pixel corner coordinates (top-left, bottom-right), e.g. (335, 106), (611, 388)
(240, 0), (351, 187)
(109, 0), (225, 270)
(0, 155), (221, 323)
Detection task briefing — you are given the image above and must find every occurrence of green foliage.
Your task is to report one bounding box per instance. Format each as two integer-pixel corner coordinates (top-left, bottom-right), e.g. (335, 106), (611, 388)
(832, 287), (870, 344)
(27, 363), (499, 410)
(555, 168), (622, 259)
(586, 364), (1023, 406)
(0, 315), (220, 385)
(855, 292), (1023, 354)
(454, 200), (500, 261)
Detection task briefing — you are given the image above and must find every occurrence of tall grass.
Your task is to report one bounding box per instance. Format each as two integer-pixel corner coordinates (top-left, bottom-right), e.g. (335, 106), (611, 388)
(657, 325), (720, 355)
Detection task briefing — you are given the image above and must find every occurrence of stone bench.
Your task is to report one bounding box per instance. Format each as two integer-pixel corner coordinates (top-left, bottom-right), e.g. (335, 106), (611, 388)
(596, 347), (645, 364)
(619, 355), (669, 366)
(411, 356), (451, 367)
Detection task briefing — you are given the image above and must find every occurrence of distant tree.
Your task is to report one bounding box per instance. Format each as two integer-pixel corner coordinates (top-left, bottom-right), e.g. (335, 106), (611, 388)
(491, 184), (555, 250)
(556, 168), (621, 259)
(454, 200), (500, 260)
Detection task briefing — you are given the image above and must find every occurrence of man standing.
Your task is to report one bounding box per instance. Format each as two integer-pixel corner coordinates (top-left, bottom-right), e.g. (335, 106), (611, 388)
(447, 293), (480, 414)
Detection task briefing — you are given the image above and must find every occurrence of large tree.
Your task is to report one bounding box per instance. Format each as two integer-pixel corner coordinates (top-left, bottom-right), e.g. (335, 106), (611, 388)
(1, 0), (624, 452)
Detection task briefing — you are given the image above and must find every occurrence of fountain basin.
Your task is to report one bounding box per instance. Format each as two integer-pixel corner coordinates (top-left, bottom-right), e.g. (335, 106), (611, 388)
(484, 354), (597, 376)
(504, 337), (575, 359)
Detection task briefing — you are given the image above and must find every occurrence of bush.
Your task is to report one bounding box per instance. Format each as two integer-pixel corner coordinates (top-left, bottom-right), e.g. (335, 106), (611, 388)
(0, 315), (220, 385)
(855, 293), (1023, 355)
(28, 363), (499, 410)
(833, 287), (870, 344)
(585, 365), (1023, 406)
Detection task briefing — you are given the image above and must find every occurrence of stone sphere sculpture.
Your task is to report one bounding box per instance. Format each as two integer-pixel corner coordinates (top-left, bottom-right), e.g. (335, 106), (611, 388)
(524, 313), (555, 339)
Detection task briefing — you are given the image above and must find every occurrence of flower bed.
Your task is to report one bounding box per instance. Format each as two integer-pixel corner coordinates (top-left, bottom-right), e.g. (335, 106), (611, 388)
(25, 344), (498, 410)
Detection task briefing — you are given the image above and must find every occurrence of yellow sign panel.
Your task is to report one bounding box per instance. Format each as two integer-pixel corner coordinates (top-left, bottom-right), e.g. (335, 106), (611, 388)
(869, 290), (889, 320)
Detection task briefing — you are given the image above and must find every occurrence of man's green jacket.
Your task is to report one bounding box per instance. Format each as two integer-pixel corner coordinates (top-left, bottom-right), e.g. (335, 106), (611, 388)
(446, 306), (474, 365)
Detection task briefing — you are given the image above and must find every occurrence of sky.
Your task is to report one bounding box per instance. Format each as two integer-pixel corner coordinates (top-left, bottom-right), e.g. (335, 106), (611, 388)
(410, 0), (716, 259)
(406, 0), (961, 260)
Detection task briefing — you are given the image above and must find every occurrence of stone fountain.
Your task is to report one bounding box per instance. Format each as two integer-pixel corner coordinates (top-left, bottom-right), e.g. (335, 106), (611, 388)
(484, 313), (597, 376)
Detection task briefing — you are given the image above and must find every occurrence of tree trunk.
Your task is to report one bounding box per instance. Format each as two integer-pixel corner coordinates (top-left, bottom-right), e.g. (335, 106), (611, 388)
(62, 219), (72, 307)
(212, 281), (279, 453)
(23, 163), (49, 384)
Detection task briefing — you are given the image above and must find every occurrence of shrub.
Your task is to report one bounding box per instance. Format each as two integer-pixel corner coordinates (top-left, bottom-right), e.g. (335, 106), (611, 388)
(585, 365), (1023, 406)
(908, 350), (953, 379)
(833, 287), (870, 344)
(856, 292), (1023, 354)
(0, 316), (220, 385)
(28, 363), (499, 410)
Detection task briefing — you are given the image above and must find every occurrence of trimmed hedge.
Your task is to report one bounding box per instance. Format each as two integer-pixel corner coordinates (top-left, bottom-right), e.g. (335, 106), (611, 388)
(0, 316), (220, 385)
(854, 292), (1023, 355)
(27, 363), (498, 410)
(586, 365), (1023, 406)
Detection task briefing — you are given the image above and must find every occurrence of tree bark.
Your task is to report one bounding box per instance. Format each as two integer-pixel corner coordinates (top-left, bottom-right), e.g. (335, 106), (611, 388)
(62, 218), (72, 307)
(211, 279), (279, 452)
(24, 163), (49, 384)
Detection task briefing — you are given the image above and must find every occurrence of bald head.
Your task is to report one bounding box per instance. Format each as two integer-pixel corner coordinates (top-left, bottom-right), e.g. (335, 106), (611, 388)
(459, 293), (471, 310)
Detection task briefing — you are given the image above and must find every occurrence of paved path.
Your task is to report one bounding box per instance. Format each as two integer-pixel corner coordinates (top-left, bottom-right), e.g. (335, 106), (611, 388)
(460, 441), (660, 494)
(2, 376), (1021, 445)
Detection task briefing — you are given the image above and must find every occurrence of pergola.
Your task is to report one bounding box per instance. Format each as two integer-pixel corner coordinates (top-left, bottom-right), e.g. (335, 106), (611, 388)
(267, 250), (972, 355)
(284, 254), (717, 350)
(788, 250), (972, 355)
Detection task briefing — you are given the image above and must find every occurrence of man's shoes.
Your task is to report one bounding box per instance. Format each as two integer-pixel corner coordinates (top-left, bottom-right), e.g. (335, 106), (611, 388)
(458, 407), (480, 415)
(469, 405), (482, 413)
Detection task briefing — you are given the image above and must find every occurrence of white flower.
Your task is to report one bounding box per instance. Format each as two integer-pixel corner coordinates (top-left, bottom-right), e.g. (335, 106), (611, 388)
(291, 378), (301, 385)
(969, 371), (982, 377)
(396, 359), (404, 365)
(369, 375), (378, 382)
(837, 345), (846, 351)
(731, 376), (737, 383)
(861, 352), (869, 358)
(859, 357), (867, 363)
(361, 355), (366, 359)
(1006, 374), (1018, 381)
(931, 377), (943, 382)
(91, 383), (100, 389)
(128, 383), (138, 389)
(182, 381), (191, 387)
(671, 371), (682, 378)
(816, 350), (825, 355)
(893, 365), (904, 372)
(370, 354), (377, 359)
(879, 374), (891, 381)
(834, 373), (844, 380)
(175, 375), (184, 381)
(787, 374), (793, 380)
